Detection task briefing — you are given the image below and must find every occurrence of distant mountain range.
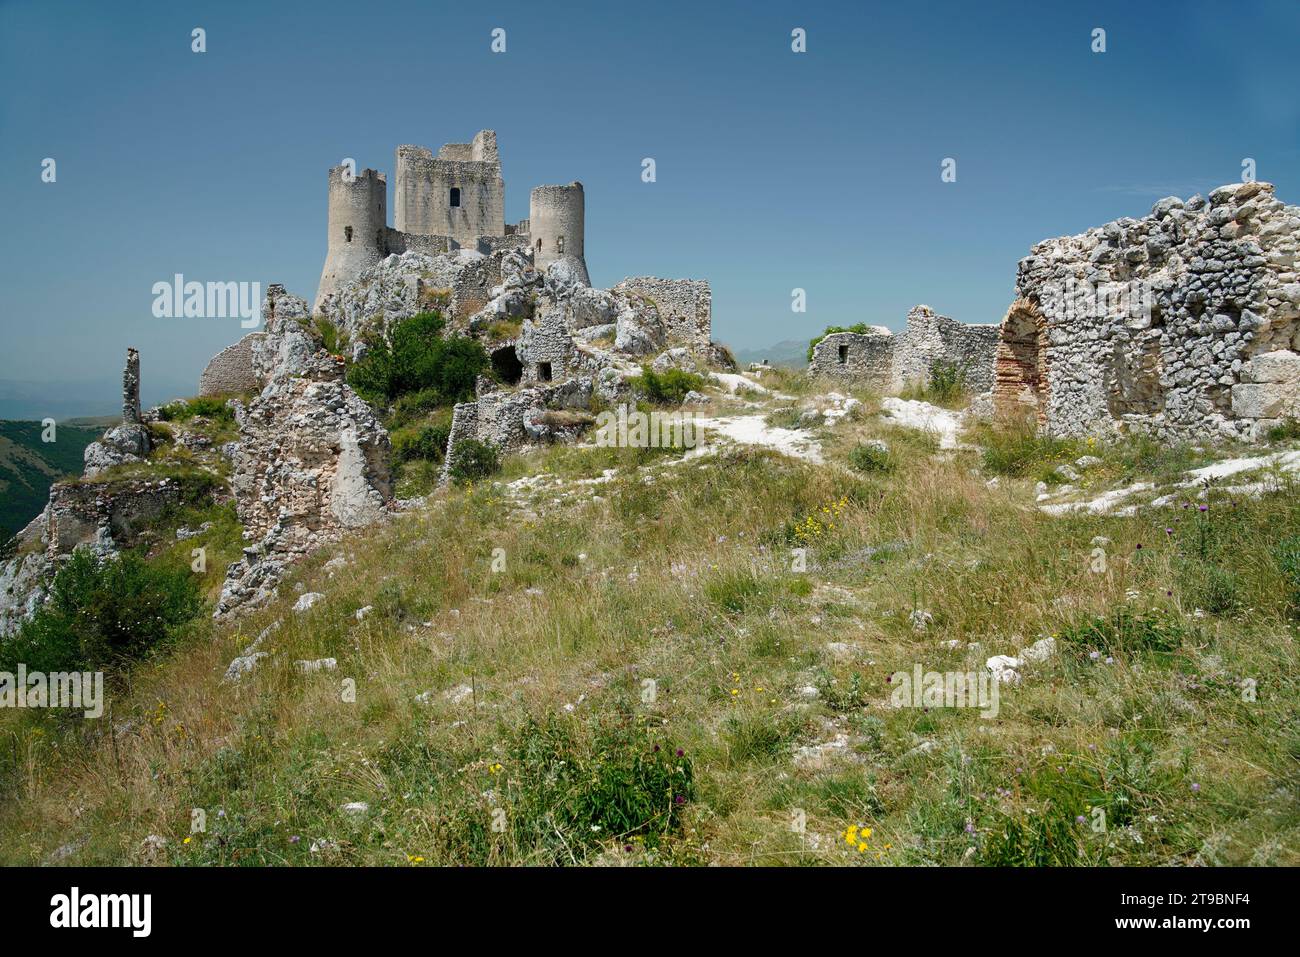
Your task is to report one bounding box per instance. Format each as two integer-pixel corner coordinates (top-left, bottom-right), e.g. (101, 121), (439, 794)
(0, 420), (107, 542)
(727, 339), (810, 368)
(0, 376), (191, 421)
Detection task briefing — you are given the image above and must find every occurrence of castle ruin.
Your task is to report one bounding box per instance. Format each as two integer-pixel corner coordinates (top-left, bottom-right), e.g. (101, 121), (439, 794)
(995, 181), (1300, 440)
(314, 130), (589, 309)
(808, 305), (999, 394)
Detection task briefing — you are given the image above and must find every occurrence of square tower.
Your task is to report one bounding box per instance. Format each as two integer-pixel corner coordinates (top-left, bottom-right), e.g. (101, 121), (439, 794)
(394, 130), (504, 247)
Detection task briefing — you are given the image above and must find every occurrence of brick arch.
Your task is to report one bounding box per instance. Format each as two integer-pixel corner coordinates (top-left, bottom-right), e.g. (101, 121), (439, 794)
(994, 298), (1050, 424)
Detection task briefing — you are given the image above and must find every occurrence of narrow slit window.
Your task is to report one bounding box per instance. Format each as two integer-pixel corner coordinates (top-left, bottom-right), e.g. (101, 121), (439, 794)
(449, 187), (461, 208)
(344, 226), (353, 243)
(838, 344), (849, 364)
(536, 238), (543, 251)
(556, 235), (565, 254)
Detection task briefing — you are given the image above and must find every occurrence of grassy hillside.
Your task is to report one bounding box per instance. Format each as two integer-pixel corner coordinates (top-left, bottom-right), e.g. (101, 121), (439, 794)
(0, 420), (105, 541)
(1, 373), (1297, 866)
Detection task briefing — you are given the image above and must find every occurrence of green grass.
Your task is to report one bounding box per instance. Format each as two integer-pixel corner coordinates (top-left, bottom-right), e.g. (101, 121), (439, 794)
(2, 385), (1298, 867)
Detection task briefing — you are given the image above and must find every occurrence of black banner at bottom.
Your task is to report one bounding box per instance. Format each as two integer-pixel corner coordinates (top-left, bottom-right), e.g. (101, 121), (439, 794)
(0, 865), (1279, 941)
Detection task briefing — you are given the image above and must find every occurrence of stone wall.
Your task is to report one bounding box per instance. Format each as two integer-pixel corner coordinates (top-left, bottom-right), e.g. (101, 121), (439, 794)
(198, 334), (266, 396)
(808, 328), (895, 389)
(806, 306), (998, 393)
(1002, 181), (1300, 440)
(893, 305), (1000, 393)
(613, 278), (712, 349)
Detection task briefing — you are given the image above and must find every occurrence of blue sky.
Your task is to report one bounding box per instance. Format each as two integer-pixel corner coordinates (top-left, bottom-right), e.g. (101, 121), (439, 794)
(1, 0), (1297, 412)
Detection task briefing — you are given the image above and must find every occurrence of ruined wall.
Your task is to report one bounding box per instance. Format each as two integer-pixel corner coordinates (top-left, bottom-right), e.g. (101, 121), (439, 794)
(806, 307), (997, 393)
(613, 277), (712, 349)
(893, 305), (999, 393)
(809, 328), (896, 389)
(199, 334), (266, 396)
(1004, 181), (1300, 440)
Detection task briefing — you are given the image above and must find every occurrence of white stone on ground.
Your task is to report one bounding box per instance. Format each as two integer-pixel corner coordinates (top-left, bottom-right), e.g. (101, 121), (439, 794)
(879, 398), (965, 450)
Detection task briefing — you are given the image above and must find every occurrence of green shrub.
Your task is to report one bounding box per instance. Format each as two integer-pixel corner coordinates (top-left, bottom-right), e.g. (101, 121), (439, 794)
(313, 316), (350, 355)
(346, 311), (489, 407)
(506, 716), (694, 857)
(157, 396), (235, 429)
(848, 441), (894, 474)
(392, 422), (451, 464)
(1267, 418), (1300, 443)
(978, 419), (1078, 479)
(926, 360), (966, 404)
(631, 366), (707, 406)
(447, 439), (500, 485)
(1274, 535), (1300, 615)
(1057, 607), (1186, 659)
(0, 550), (203, 674)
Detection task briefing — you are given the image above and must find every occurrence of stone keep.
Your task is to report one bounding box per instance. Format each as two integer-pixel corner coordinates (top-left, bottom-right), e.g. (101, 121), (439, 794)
(394, 131), (504, 247)
(995, 181), (1300, 440)
(312, 131), (592, 311)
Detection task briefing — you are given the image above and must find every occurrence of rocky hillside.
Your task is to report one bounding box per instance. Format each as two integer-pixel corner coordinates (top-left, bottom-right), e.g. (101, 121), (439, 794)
(1, 358), (1297, 866)
(0, 420), (105, 541)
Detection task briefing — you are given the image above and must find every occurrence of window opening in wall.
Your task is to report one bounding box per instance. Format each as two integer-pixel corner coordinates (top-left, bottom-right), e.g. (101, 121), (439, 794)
(344, 226), (353, 243)
(536, 238), (543, 251)
(537, 362), (552, 382)
(449, 187), (461, 208)
(557, 235), (565, 254)
(838, 344), (849, 364)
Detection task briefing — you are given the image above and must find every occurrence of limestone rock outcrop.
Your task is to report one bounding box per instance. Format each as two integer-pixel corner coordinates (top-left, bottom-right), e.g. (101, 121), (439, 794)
(217, 353), (391, 616)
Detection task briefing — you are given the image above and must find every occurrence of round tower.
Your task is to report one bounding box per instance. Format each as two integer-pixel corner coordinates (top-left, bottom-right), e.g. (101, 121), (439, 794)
(529, 182), (588, 282)
(315, 166), (388, 311)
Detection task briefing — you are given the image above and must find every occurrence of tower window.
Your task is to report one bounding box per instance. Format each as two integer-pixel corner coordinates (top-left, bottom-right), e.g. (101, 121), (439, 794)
(449, 187), (461, 208)
(537, 362), (552, 382)
(556, 235), (565, 254)
(536, 238), (543, 251)
(838, 344), (849, 364)
(344, 226), (353, 243)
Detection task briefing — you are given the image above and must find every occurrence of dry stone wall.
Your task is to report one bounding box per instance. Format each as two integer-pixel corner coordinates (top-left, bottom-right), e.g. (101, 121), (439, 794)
(1002, 181), (1300, 439)
(807, 306), (998, 392)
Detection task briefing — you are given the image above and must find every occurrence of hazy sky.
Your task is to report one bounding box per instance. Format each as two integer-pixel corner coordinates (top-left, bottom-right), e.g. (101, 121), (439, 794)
(1, 0), (1297, 409)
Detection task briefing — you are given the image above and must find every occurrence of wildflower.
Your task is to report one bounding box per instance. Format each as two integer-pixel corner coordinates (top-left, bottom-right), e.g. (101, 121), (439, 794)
(676, 749), (684, 757)
(964, 821), (975, 834)
(290, 835), (300, 844)
(1075, 815), (1086, 825)
(1198, 505), (1208, 512)
(1191, 783), (1201, 793)
(183, 836), (192, 845)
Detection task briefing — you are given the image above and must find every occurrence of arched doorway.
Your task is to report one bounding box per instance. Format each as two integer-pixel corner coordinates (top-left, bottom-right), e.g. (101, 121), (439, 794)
(994, 298), (1049, 424)
(491, 344), (523, 385)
